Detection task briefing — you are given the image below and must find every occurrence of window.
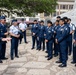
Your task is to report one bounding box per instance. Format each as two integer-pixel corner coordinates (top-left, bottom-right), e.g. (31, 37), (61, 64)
(56, 5), (59, 9)
(60, 12), (65, 14)
(60, 5), (68, 9)
(69, 5), (73, 9)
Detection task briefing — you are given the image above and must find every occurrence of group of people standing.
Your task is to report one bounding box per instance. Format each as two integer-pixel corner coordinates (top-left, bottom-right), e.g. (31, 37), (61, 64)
(31, 16), (76, 67)
(0, 15), (76, 68)
(0, 16), (27, 63)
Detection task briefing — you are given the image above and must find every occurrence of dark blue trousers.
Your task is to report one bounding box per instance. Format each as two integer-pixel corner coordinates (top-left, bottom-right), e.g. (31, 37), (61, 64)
(59, 41), (67, 65)
(67, 34), (72, 54)
(11, 37), (19, 59)
(46, 41), (53, 57)
(54, 40), (59, 55)
(0, 43), (2, 59)
(73, 44), (76, 63)
(32, 36), (39, 49)
(20, 30), (27, 43)
(1, 42), (6, 58)
(39, 37), (45, 50)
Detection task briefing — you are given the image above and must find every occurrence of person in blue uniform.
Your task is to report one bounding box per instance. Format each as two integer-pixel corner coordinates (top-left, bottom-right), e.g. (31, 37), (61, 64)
(0, 16), (8, 60)
(55, 18), (69, 67)
(0, 32), (9, 63)
(67, 18), (75, 55)
(45, 21), (54, 60)
(9, 19), (20, 60)
(53, 20), (60, 57)
(71, 27), (76, 67)
(31, 20), (39, 50)
(63, 17), (70, 60)
(19, 18), (28, 44)
(38, 20), (45, 51)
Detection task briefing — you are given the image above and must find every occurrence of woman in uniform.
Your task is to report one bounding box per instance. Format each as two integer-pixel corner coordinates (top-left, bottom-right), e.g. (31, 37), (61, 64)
(9, 19), (20, 60)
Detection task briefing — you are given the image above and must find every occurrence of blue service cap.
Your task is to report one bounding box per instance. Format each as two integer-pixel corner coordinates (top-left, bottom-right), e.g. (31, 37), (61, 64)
(12, 19), (17, 23)
(0, 16), (6, 20)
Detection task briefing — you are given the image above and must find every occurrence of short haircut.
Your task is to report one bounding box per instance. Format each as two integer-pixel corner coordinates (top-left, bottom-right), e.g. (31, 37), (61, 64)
(63, 17), (68, 20)
(60, 18), (65, 22)
(47, 20), (52, 25)
(21, 18), (24, 21)
(68, 18), (71, 21)
(40, 20), (44, 23)
(57, 16), (61, 18)
(56, 20), (59, 23)
(34, 20), (37, 22)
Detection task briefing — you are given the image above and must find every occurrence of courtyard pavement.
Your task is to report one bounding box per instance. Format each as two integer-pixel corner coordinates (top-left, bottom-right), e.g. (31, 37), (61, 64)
(0, 36), (76, 75)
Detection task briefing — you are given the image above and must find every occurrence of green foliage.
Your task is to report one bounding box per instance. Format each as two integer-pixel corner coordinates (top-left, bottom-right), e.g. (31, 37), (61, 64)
(0, 0), (57, 16)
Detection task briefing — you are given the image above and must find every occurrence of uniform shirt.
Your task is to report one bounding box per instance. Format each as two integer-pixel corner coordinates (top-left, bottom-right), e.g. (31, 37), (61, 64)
(53, 25), (60, 38)
(0, 23), (7, 38)
(0, 29), (2, 42)
(38, 25), (45, 38)
(45, 26), (54, 41)
(19, 22), (27, 30)
(31, 24), (39, 36)
(54, 25), (60, 33)
(9, 25), (19, 35)
(56, 25), (68, 43)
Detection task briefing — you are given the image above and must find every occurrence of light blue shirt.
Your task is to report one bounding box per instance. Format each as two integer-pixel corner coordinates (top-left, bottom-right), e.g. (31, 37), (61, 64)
(69, 23), (75, 32)
(19, 22), (27, 30)
(9, 25), (19, 35)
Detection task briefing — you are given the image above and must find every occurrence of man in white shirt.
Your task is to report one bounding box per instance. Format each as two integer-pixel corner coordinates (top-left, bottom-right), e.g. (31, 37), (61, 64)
(19, 18), (28, 44)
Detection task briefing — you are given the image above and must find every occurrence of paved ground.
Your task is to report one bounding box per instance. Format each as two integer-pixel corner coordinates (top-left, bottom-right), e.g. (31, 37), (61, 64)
(0, 36), (76, 75)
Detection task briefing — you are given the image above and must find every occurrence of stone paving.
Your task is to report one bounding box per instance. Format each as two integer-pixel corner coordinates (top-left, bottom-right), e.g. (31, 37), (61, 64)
(0, 36), (76, 75)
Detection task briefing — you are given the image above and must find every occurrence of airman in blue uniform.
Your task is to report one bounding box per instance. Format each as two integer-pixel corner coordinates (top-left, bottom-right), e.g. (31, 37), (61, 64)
(31, 20), (39, 50)
(55, 18), (69, 67)
(53, 20), (60, 57)
(0, 16), (8, 60)
(38, 20), (45, 51)
(63, 17), (70, 60)
(0, 32), (9, 63)
(45, 21), (54, 60)
(9, 19), (20, 60)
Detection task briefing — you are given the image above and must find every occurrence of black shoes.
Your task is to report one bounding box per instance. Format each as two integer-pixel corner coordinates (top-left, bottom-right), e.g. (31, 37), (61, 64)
(56, 60), (62, 63)
(45, 51), (48, 53)
(31, 48), (34, 50)
(45, 55), (49, 58)
(15, 56), (19, 58)
(2, 57), (8, 60)
(36, 48), (39, 50)
(11, 55), (19, 60)
(38, 49), (41, 51)
(25, 42), (28, 44)
(0, 60), (3, 63)
(68, 53), (71, 56)
(11, 57), (14, 60)
(58, 64), (67, 67)
(71, 61), (75, 64)
(47, 56), (52, 60)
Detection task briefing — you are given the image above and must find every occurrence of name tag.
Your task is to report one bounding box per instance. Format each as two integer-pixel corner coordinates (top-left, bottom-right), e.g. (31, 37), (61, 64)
(48, 31), (51, 33)
(60, 29), (64, 31)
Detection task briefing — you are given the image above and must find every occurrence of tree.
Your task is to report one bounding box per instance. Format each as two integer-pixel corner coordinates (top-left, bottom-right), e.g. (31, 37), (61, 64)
(0, 0), (57, 16)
